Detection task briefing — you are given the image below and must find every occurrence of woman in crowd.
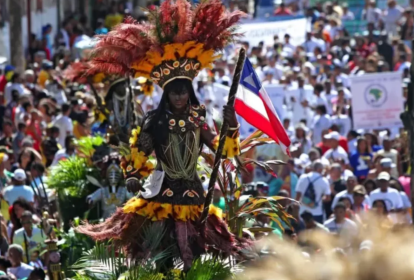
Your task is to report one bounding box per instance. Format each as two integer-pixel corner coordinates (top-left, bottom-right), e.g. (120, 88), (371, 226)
(364, 132), (383, 152)
(371, 199), (393, 228)
(291, 123), (312, 154)
(349, 136), (373, 182)
(14, 148), (42, 173)
(363, 179), (377, 195)
(8, 199), (39, 243)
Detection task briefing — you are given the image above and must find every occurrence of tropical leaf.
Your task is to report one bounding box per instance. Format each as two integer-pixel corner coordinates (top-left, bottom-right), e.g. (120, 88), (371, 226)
(86, 175), (104, 188)
(185, 258), (233, 280)
(47, 157), (100, 197)
(77, 135), (105, 158)
(240, 130), (263, 147)
(240, 138), (275, 154)
(110, 142), (131, 157)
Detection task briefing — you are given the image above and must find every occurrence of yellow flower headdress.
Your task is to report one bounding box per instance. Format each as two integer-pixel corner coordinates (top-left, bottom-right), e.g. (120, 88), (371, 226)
(88, 0), (244, 89)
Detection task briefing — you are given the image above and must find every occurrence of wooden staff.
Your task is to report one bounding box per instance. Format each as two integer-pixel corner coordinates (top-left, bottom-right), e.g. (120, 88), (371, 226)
(199, 48), (246, 225)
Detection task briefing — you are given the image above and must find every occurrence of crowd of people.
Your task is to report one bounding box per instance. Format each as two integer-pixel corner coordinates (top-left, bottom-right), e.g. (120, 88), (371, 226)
(0, 0), (411, 278)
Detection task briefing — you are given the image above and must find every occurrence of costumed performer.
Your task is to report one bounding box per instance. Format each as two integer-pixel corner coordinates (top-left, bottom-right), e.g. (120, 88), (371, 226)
(77, 0), (249, 270)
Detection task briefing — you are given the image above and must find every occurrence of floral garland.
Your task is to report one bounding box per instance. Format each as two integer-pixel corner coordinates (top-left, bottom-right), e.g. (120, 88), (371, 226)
(120, 126), (155, 178)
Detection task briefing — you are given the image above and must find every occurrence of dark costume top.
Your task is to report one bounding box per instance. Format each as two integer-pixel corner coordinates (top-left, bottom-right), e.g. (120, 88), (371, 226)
(126, 104), (208, 206)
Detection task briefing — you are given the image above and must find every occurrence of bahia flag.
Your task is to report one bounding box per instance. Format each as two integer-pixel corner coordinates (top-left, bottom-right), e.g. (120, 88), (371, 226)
(235, 58), (291, 154)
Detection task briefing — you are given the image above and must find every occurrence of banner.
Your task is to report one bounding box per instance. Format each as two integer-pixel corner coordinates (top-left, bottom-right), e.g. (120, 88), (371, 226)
(239, 17), (307, 47)
(350, 72), (404, 130)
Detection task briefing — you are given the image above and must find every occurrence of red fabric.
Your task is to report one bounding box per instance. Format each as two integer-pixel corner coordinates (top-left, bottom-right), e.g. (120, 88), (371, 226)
(339, 136), (349, 153)
(319, 137), (348, 154)
(356, 45), (370, 58)
(394, 62), (402, 72)
(317, 142), (330, 155)
(11, 107), (17, 123)
(322, 31), (332, 44)
(26, 121), (42, 151)
(348, 61), (356, 71)
(44, 48), (51, 60)
(0, 75), (7, 94)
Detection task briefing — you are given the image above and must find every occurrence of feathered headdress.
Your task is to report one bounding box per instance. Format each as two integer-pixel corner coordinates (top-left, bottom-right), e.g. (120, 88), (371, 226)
(63, 61), (106, 84)
(88, 0), (244, 89)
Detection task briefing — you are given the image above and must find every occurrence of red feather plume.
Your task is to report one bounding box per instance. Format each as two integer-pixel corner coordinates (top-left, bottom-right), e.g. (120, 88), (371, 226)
(63, 61), (91, 84)
(88, 0), (244, 77)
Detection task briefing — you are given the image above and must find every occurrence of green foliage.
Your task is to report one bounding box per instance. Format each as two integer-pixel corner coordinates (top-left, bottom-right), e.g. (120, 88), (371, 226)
(71, 242), (127, 280)
(77, 135), (105, 158)
(185, 258), (232, 280)
(57, 219), (95, 277)
(47, 157), (99, 197)
(71, 242), (233, 280)
(70, 221), (233, 280)
(200, 129), (290, 236)
(47, 156), (101, 230)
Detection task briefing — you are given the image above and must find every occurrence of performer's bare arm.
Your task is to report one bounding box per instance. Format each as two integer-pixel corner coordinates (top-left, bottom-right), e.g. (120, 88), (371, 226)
(200, 105), (238, 150)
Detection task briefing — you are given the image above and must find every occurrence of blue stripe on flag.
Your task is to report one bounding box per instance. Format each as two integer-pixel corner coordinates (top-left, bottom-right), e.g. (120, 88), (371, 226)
(240, 58), (262, 95)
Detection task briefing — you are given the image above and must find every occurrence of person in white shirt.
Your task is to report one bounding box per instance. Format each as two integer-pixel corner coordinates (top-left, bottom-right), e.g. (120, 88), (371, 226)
(382, 0), (403, 37)
(331, 175), (371, 210)
(262, 70), (279, 86)
(283, 118), (295, 139)
(362, 0), (382, 25)
(291, 123), (312, 154)
(322, 131), (349, 164)
(2, 169), (34, 205)
(302, 32), (325, 53)
(260, 54), (284, 82)
(341, 4), (355, 21)
(290, 75), (314, 125)
(313, 83), (332, 115)
(347, 130), (359, 155)
(397, 53), (411, 72)
(321, 79), (338, 104)
(333, 65), (350, 88)
(377, 137), (401, 177)
(52, 103), (73, 148)
(311, 105), (331, 144)
(13, 211), (46, 264)
(51, 135), (77, 166)
(331, 114), (351, 137)
(324, 202), (358, 238)
(370, 172), (403, 211)
(295, 161), (331, 223)
(283, 34), (296, 56)
(4, 73), (25, 105)
(7, 244), (34, 279)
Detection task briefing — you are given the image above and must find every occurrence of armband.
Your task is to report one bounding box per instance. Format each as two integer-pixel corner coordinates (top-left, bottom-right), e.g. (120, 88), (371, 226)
(120, 126), (155, 179)
(211, 129), (241, 159)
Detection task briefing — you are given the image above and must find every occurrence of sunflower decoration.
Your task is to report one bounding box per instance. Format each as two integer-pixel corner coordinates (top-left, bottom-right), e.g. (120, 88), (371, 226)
(86, 0), (244, 90)
(136, 77), (155, 97)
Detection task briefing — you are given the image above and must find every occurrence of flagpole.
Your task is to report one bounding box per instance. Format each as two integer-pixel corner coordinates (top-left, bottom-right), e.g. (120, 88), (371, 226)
(199, 48), (246, 225)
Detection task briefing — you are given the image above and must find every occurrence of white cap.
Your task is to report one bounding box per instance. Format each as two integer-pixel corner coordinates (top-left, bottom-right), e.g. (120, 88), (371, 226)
(377, 171), (390, 181)
(13, 169), (27, 181)
(380, 158), (396, 168)
(324, 131), (340, 141)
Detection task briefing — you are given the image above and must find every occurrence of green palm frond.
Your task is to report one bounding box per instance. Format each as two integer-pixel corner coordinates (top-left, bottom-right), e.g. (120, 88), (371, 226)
(71, 242), (127, 280)
(236, 196), (294, 231)
(185, 258), (233, 280)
